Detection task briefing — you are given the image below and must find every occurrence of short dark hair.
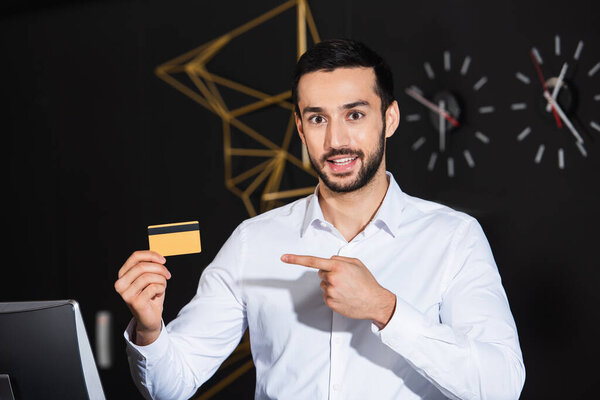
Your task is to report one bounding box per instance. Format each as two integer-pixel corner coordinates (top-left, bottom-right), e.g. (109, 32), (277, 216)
(292, 38), (395, 116)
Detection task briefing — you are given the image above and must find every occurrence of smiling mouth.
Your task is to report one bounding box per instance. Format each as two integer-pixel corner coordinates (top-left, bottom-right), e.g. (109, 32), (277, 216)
(327, 156), (358, 166)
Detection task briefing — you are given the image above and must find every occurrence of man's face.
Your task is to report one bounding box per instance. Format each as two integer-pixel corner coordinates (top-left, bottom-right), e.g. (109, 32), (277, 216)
(295, 67), (394, 193)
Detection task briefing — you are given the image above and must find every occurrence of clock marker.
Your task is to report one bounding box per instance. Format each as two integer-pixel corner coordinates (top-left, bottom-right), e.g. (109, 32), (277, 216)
(554, 35), (561, 56)
(535, 144), (545, 163)
(594, 94), (600, 101)
(516, 72), (531, 84)
(473, 76), (488, 91)
(511, 102), (527, 110)
(447, 157), (455, 177)
(406, 114), (421, 122)
(558, 149), (565, 169)
(478, 106), (495, 114)
(424, 62), (435, 79)
(517, 126), (531, 141)
(576, 141), (588, 157)
(411, 136), (426, 151)
(444, 51), (451, 71)
(590, 121), (600, 132)
(409, 85), (423, 95)
(573, 40), (584, 60)
(461, 56), (471, 76)
(428, 152), (438, 171)
(463, 150), (475, 168)
(532, 47), (543, 64)
(438, 100), (446, 152)
(475, 131), (490, 144)
(588, 62), (600, 77)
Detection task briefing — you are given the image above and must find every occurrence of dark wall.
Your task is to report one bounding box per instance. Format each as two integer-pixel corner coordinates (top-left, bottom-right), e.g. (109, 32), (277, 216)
(2, 0), (598, 398)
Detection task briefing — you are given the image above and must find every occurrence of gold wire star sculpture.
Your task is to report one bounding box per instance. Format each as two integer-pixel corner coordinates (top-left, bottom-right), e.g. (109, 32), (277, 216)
(155, 1), (320, 397)
(155, 0), (320, 218)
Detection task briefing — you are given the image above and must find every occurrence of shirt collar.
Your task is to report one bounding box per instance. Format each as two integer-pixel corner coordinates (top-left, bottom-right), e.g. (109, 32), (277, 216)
(300, 186), (327, 238)
(300, 171), (406, 238)
(370, 171), (406, 237)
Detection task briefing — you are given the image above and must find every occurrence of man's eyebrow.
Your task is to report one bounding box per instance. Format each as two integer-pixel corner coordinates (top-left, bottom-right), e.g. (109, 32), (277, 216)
(302, 106), (324, 115)
(301, 101), (371, 116)
(342, 100), (370, 110)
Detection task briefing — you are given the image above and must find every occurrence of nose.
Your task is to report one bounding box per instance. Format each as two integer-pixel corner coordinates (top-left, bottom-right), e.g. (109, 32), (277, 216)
(324, 117), (351, 150)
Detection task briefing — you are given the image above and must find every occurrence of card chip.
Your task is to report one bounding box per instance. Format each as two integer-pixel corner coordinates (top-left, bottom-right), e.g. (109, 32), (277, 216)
(148, 221), (201, 257)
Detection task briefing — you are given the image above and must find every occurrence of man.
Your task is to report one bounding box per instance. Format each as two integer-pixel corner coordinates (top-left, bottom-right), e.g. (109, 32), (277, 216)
(115, 39), (525, 399)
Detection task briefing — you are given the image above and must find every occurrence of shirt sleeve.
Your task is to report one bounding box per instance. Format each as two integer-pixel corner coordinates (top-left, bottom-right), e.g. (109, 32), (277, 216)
(375, 218), (525, 400)
(123, 223), (249, 400)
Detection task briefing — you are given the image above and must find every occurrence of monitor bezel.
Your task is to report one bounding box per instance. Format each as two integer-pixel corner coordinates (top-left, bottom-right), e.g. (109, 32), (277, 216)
(0, 300), (106, 400)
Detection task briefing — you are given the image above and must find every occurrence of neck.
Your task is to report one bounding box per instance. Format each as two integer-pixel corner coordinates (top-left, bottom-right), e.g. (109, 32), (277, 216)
(318, 164), (390, 242)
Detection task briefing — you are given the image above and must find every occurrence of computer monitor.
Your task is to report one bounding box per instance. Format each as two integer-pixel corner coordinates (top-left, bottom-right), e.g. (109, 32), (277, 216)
(0, 300), (106, 400)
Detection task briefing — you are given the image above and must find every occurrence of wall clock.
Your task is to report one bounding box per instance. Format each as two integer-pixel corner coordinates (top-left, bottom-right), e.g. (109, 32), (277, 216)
(510, 34), (599, 169)
(401, 50), (496, 178)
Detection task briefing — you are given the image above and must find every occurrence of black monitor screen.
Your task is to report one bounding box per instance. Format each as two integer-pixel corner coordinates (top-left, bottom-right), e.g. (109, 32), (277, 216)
(0, 300), (105, 400)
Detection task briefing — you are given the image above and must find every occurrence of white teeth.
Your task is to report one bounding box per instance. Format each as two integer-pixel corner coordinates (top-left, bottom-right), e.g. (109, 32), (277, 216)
(331, 157), (356, 165)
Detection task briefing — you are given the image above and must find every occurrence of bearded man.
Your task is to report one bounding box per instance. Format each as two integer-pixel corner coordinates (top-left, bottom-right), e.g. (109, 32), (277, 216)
(115, 39), (525, 400)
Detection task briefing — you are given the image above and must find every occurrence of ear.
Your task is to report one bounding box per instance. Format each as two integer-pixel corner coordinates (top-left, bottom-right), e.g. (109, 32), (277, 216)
(384, 100), (400, 139)
(295, 111), (306, 145)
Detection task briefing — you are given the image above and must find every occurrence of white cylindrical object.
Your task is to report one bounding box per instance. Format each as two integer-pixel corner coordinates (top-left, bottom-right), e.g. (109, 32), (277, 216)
(95, 310), (112, 369)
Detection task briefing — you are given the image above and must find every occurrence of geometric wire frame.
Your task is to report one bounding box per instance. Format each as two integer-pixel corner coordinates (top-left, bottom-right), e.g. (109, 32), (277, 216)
(155, 0), (320, 218)
(155, 1), (320, 398)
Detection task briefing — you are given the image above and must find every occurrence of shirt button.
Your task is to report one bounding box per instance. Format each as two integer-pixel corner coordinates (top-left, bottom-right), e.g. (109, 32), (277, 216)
(333, 384), (340, 391)
(334, 337), (342, 344)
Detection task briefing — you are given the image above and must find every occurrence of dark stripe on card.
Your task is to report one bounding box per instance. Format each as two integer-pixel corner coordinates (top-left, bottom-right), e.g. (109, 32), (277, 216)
(148, 222), (199, 235)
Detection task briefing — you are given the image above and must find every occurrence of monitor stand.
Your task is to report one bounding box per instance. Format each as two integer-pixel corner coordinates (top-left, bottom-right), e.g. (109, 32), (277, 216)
(0, 375), (15, 400)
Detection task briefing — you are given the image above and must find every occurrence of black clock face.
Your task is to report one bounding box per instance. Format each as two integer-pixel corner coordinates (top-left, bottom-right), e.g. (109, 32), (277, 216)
(510, 35), (599, 169)
(400, 51), (496, 178)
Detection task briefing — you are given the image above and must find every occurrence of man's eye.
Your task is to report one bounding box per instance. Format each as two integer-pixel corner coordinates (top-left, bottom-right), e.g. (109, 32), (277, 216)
(309, 115), (326, 124)
(348, 111), (364, 120)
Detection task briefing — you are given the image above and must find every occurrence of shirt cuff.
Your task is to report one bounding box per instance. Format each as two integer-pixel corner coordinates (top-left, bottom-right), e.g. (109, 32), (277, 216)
(371, 294), (429, 357)
(124, 318), (169, 366)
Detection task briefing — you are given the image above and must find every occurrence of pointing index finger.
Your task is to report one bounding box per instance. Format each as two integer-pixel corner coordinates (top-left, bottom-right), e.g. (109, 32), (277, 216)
(281, 254), (333, 271)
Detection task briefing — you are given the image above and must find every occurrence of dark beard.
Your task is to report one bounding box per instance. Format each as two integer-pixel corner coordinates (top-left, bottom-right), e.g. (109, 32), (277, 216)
(307, 123), (386, 193)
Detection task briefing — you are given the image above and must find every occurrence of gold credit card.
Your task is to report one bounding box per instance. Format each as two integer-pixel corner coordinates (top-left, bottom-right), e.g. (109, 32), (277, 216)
(147, 221), (201, 257)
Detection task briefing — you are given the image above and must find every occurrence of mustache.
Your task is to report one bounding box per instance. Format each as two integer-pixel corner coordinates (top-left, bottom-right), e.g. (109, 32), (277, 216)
(321, 148), (364, 163)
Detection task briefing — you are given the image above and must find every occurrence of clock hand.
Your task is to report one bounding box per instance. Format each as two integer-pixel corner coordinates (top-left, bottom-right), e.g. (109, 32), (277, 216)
(530, 50), (563, 128)
(545, 62), (568, 112)
(543, 91), (584, 143)
(439, 100), (446, 152)
(405, 88), (460, 128)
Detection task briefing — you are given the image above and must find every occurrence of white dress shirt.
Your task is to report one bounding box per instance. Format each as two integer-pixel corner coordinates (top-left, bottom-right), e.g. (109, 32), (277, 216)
(124, 172), (525, 400)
